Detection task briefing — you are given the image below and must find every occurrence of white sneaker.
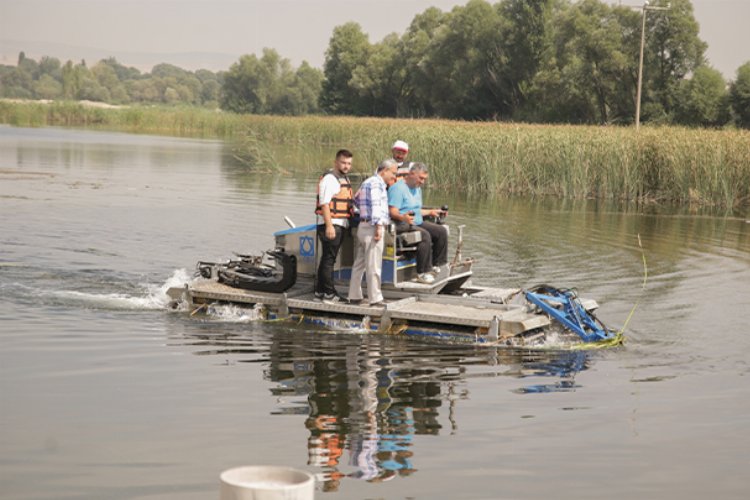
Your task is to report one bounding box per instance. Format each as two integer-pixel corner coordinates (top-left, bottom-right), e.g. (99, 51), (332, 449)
(323, 293), (344, 305)
(416, 273), (435, 284)
(432, 266), (441, 274)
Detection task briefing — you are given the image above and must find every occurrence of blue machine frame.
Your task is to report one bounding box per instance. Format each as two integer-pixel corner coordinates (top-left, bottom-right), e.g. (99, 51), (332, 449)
(524, 288), (615, 342)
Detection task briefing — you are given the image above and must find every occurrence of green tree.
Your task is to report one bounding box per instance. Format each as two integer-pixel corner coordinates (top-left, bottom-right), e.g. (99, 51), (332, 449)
(260, 49), (294, 113)
(151, 63), (190, 80)
(200, 79), (221, 106)
(221, 48), (318, 115)
(195, 69), (221, 105)
(0, 67), (33, 98)
(66, 61), (108, 101)
(92, 61), (129, 103)
(163, 87), (180, 104)
(100, 57), (141, 81)
(33, 74), (63, 99)
(527, 0), (634, 123)
(673, 66), (729, 126)
(221, 51), (276, 113)
(17, 52), (39, 80)
(320, 22), (372, 115)
(397, 7), (447, 117)
(497, 0), (555, 117)
(126, 78), (161, 102)
(643, 0), (707, 120)
(61, 60), (82, 99)
(2, 51), (39, 98)
(0, 65), (14, 96)
(729, 62), (750, 128)
(292, 61), (324, 114)
(421, 0), (506, 119)
(349, 33), (403, 116)
(38, 56), (62, 80)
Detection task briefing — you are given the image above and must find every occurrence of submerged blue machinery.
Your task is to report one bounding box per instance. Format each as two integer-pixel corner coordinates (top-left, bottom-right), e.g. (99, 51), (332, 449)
(524, 285), (616, 343)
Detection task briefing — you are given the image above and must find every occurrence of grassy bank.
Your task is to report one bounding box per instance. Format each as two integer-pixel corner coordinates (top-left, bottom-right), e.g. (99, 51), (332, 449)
(2, 100), (749, 207)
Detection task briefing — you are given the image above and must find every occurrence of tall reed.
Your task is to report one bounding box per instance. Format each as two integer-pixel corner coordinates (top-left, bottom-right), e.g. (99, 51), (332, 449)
(1, 100), (748, 207)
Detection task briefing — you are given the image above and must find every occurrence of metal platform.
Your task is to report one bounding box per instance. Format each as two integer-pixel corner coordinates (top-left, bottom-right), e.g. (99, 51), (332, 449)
(167, 278), (553, 339)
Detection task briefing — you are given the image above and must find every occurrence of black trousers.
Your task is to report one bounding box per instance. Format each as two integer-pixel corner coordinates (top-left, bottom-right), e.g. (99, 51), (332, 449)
(396, 220), (448, 274)
(316, 224), (345, 295)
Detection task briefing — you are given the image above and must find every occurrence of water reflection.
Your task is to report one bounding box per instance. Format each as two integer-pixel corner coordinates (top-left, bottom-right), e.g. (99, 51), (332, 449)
(259, 329), (590, 491)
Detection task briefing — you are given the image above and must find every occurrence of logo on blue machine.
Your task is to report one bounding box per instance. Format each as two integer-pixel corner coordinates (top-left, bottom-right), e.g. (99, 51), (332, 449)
(300, 236), (314, 259)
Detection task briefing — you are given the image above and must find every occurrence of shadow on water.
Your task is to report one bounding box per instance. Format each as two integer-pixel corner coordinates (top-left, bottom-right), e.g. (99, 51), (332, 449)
(181, 324), (590, 492)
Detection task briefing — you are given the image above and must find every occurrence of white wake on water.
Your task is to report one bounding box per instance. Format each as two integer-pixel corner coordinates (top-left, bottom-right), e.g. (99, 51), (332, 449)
(204, 303), (266, 322)
(44, 268), (195, 310)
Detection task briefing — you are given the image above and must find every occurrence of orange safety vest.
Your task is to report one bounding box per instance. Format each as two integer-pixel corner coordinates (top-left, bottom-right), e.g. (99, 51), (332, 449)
(315, 171), (353, 219)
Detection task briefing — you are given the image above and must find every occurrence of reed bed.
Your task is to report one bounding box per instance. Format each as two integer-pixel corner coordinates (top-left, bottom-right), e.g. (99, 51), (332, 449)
(2, 100), (749, 207)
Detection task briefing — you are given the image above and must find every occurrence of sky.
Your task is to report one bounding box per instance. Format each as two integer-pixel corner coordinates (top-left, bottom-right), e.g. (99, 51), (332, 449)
(1, 0), (748, 79)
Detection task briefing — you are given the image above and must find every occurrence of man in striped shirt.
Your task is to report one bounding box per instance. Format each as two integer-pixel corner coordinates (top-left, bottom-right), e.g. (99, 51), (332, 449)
(348, 159), (398, 306)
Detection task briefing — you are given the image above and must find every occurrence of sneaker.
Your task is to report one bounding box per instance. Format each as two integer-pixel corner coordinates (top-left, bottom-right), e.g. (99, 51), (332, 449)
(323, 293), (343, 304)
(416, 273), (435, 284)
(348, 298), (363, 305)
(313, 291), (324, 302)
(432, 266), (442, 274)
(369, 301), (385, 307)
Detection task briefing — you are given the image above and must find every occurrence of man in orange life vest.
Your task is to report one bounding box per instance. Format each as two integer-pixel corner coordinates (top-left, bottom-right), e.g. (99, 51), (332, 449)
(314, 149), (354, 303)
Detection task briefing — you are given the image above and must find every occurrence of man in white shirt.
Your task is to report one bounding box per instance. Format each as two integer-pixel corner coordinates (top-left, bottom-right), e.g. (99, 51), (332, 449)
(314, 149), (354, 303)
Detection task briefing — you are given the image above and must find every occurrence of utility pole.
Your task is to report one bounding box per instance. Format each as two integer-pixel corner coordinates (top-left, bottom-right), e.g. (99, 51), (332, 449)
(635, 1), (670, 130)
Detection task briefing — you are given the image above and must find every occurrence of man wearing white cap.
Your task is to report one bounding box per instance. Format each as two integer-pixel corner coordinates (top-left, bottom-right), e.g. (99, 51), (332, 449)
(391, 140), (413, 179)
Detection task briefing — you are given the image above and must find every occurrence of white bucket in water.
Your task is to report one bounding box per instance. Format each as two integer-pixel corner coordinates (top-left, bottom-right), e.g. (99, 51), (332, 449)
(220, 466), (315, 500)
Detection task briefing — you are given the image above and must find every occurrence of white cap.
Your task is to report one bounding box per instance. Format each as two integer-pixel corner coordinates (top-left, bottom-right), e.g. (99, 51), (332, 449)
(392, 140), (409, 152)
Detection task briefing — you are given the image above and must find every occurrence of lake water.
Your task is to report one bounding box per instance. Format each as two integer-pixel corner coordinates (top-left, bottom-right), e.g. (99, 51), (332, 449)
(1, 125), (749, 499)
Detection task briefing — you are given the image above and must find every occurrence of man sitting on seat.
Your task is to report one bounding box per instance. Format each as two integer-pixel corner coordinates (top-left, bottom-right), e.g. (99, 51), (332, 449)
(387, 162), (448, 285)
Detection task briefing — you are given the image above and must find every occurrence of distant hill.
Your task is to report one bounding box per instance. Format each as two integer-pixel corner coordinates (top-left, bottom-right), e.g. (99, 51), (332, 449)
(0, 39), (241, 72)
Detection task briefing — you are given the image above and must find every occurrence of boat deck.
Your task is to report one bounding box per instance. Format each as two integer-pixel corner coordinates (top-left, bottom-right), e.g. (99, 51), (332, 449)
(168, 278), (557, 337)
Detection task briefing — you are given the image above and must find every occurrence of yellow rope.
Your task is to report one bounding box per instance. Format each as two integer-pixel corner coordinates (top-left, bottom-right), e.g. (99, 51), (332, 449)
(568, 234), (646, 350)
(617, 233), (647, 337)
(189, 303), (207, 316)
(569, 330), (625, 350)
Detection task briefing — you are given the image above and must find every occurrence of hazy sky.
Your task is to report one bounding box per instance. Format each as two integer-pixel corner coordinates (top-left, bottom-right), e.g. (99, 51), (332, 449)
(1, 0), (748, 78)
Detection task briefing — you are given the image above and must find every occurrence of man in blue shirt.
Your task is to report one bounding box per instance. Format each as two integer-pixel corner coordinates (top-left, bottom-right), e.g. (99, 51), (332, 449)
(348, 159), (398, 306)
(387, 163), (447, 284)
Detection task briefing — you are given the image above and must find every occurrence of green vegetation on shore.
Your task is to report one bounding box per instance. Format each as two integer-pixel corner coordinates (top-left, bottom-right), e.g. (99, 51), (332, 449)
(3, 0), (750, 128)
(2, 100), (748, 208)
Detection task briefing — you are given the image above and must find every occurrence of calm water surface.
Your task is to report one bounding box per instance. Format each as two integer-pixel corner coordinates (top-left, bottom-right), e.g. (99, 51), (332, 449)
(1, 126), (749, 499)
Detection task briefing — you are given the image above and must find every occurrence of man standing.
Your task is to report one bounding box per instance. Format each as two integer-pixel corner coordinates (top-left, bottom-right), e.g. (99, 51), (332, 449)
(387, 163), (447, 285)
(315, 149), (354, 303)
(348, 159), (398, 306)
(391, 140), (412, 179)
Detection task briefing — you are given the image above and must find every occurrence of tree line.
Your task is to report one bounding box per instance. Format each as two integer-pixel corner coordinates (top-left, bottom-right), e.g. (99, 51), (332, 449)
(318, 0), (749, 127)
(0, 52), (225, 107)
(1, 0), (749, 128)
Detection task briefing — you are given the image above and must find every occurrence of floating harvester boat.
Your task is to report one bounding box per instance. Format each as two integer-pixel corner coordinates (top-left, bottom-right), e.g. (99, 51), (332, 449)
(167, 219), (622, 348)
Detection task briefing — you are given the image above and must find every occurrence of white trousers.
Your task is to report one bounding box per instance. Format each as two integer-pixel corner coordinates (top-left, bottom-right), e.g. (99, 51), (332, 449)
(348, 223), (384, 304)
